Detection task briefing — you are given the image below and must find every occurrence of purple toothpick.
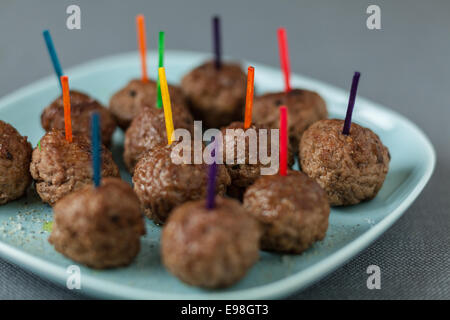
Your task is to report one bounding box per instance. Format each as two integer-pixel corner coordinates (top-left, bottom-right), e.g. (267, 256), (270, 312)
(206, 141), (218, 209)
(343, 71), (361, 135)
(212, 16), (222, 69)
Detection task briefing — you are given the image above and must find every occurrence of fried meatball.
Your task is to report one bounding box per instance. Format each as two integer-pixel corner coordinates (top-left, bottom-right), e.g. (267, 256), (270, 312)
(181, 61), (247, 128)
(252, 89), (327, 152)
(220, 121), (295, 200)
(299, 119), (390, 206)
(123, 105), (194, 172)
(162, 196), (260, 288)
(133, 142), (231, 224)
(49, 177), (145, 269)
(30, 130), (120, 206)
(109, 79), (187, 130)
(41, 90), (117, 147)
(243, 170), (330, 254)
(0, 121), (32, 204)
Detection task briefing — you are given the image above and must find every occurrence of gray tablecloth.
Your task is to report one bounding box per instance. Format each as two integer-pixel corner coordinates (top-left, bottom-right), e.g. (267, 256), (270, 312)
(0, 0), (448, 300)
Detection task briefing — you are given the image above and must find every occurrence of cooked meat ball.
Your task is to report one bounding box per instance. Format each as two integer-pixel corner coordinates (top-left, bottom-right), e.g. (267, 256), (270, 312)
(49, 177), (145, 269)
(299, 119), (390, 206)
(252, 89), (327, 152)
(243, 170), (330, 253)
(133, 142), (231, 224)
(124, 105), (194, 172)
(162, 196), (260, 288)
(0, 121), (32, 204)
(41, 90), (117, 147)
(30, 130), (120, 206)
(109, 78), (187, 130)
(220, 121), (295, 200)
(181, 61), (247, 128)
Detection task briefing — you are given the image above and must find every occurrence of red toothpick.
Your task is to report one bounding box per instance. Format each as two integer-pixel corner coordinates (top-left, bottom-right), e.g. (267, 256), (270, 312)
(244, 66), (255, 129)
(277, 27), (291, 93)
(279, 106), (288, 176)
(60, 76), (72, 143)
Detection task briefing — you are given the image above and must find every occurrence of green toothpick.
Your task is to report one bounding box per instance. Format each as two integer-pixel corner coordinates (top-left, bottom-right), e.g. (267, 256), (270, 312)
(156, 31), (165, 109)
(38, 140), (41, 151)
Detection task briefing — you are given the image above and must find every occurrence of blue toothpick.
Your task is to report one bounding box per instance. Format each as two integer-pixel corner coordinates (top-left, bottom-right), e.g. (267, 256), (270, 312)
(91, 113), (101, 188)
(43, 30), (64, 88)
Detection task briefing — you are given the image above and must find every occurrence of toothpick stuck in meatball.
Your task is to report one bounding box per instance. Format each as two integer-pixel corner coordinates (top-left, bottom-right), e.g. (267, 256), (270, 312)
(41, 90), (117, 147)
(162, 196), (260, 288)
(109, 79), (187, 130)
(49, 177), (145, 269)
(252, 89), (327, 153)
(30, 130), (119, 206)
(132, 142), (231, 224)
(300, 119), (390, 206)
(243, 170), (330, 254)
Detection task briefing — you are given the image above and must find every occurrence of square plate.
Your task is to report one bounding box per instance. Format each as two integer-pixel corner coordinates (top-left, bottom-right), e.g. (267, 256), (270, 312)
(0, 51), (435, 299)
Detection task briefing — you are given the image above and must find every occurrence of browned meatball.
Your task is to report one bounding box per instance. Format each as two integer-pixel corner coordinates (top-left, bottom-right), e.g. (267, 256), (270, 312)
(220, 121), (295, 200)
(181, 61), (247, 128)
(49, 177), (145, 269)
(133, 142), (231, 224)
(123, 105), (194, 172)
(41, 90), (117, 147)
(252, 89), (327, 152)
(162, 196), (260, 288)
(243, 170), (330, 254)
(299, 119), (390, 206)
(109, 79), (187, 130)
(0, 121), (32, 204)
(30, 130), (120, 206)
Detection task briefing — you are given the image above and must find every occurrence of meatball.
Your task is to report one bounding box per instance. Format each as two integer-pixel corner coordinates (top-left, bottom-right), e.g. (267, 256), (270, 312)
(30, 130), (120, 206)
(109, 78), (187, 130)
(133, 142), (231, 224)
(299, 119), (390, 206)
(243, 170), (330, 253)
(41, 90), (117, 147)
(220, 121), (295, 200)
(49, 177), (145, 269)
(124, 105), (194, 172)
(0, 121), (32, 204)
(162, 196), (260, 288)
(181, 61), (247, 128)
(252, 89), (327, 152)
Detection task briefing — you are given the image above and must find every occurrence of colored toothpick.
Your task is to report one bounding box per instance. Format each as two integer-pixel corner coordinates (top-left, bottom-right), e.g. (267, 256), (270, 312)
(136, 14), (149, 82)
(91, 113), (101, 188)
(156, 31), (165, 109)
(60, 76), (72, 143)
(279, 106), (288, 176)
(206, 141), (218, 209)
(342, 72), (361, 135)
(244, 66), (255, 129)
(158, 67), (174, 145)
(277, 28), (291, 93)
(212, 16), (222, 69)
(43, 30), (63, 88)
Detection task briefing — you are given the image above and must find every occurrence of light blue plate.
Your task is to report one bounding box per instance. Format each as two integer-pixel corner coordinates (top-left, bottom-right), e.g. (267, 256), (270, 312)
(0, 51), (435, 300)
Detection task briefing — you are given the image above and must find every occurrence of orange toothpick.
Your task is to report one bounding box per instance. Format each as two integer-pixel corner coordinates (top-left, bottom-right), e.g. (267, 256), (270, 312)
(136, 14), (149, 82)
(244, 66), (255, 129)
(60, 76), (72, 143)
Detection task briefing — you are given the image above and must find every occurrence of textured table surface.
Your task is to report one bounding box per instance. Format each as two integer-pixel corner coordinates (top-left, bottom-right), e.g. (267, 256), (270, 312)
(0, 0), (448, 300)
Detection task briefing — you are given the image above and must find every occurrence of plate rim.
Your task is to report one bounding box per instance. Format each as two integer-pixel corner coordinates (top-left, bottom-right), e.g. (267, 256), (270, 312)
(0, 50), (436, 300)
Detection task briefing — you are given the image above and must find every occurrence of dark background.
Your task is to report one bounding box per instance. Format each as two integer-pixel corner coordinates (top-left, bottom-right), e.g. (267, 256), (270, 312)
(0, 0), (448, 299)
